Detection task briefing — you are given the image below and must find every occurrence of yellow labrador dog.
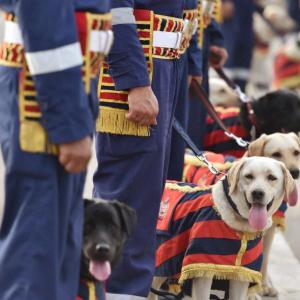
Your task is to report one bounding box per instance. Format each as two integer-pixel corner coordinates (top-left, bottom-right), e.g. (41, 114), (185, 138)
(149, 157), (294, 300)
(246, 132), (300, 296)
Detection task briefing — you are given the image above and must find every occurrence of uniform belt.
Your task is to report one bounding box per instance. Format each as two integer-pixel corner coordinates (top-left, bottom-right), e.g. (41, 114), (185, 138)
(3, 17), (113, 56)
(89, 30), (113, 54)
(152, 31), (182, 49)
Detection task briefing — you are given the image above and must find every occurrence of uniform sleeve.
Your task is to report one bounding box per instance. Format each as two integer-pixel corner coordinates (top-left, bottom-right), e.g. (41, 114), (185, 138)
(108, 0), (150, 90)
(15, 0), (94, 144)
(287, 0), (300, 30)
(207, 19), (224, 48)
(187, 33), (203, 76)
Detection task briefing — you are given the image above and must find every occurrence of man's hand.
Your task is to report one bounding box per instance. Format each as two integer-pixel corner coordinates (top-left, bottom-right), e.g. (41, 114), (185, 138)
(209, 46), (229, 68)
(222, 1), (235, 20)
(59, 136), (92, 173)
(126, 86), (159, 126)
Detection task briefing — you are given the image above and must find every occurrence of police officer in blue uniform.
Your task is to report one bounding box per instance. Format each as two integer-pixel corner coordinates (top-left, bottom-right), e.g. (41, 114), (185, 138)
(222, 0), (254, 91)
(168, 0), (203, 181)
(0, 1), (111, 299)
(93, 1), (185, 299)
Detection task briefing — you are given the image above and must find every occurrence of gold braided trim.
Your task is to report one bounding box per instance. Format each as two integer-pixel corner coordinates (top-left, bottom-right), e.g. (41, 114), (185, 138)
(86, 281), (97, 300)
(83, 12), (112, 94)
(179, 263), (262, 285)
(197, 0), (204, 48)
(20, 121), (58, 155)
(184, 154), (233, 170)
(97, 10), (155, 136)
(165, 182), (210, 193)
(96, 107), (150, 136)
(235, 235), (248, 266)
(211, 0), (223, 23)
(15, 11), (111, 154)
(272, 215), (285, 231)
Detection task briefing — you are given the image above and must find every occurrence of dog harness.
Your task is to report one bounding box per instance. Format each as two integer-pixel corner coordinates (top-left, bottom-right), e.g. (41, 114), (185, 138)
(204, 107), (251, 158)
(77, 280), (106, 300)
(156, 181), (263, 295)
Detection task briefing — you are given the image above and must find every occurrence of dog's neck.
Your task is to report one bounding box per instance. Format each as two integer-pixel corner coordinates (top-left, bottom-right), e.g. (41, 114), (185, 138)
(212, 179), (272, 233)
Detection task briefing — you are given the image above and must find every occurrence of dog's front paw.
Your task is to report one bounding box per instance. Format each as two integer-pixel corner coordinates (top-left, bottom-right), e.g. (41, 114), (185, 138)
(260, 284), (278, 297)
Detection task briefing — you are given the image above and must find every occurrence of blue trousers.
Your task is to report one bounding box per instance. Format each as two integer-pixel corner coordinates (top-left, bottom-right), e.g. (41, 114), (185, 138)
(93, 58), (180, 299)
(0, 66), (85, 300)
(167, 53), (189, 181)
(188, 31), (209, 149)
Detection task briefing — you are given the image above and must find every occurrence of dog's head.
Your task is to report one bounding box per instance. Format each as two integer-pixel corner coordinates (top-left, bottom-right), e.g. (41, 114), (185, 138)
(247, 132), (300, 179)
(227, 157), (294, 231)
(241, 90), (300, 135)
(81, 199), (137, 282)
(209, 77), (240, 108)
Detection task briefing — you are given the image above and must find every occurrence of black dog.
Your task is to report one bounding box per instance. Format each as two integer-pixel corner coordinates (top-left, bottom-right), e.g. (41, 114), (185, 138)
(81, 199), (137, 283)
(240, 89), (300, 136)
(204, 89), (300, 157)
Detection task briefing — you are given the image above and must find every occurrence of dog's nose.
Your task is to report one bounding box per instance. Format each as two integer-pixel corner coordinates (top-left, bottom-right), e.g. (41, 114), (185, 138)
(290, 169), (300, 179)
(95, 243), (110, 256)
(251, 189), (265, 202)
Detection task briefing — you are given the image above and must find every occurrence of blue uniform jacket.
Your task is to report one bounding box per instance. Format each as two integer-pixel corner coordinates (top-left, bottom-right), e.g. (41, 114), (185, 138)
(0, 0), (109, 145)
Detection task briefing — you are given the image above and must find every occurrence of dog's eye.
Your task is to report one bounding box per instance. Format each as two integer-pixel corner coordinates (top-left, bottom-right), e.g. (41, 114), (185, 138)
(272, 152), (282, 158)
(245, 174), (254, 180)
(268, 174), (277, 181)
(294, 150), (300, 156)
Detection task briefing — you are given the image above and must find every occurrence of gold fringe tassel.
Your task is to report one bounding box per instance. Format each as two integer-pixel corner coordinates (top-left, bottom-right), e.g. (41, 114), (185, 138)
(165, 182), (210, 193)
(96, 107), (150, 137)
(20, 121), (58, 155)
(179, 263), (262, 285)
(184, 154), (233, 170)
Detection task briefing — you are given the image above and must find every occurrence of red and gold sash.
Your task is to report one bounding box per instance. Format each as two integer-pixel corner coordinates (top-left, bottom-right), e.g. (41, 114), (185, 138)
(96, 10), (184, 137)
(0, 12), (111, 154)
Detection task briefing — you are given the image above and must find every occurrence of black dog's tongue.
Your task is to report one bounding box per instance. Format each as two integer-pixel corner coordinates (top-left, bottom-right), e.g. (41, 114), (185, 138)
(89, 261), (111, 282)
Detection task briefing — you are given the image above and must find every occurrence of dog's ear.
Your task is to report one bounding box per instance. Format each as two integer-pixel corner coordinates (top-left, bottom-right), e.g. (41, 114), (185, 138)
(227, 159), (246, 195)
(111, 201), (137, 237)
(247, 134), (268, 157)
(290, 132), (300, 148)
(279, 162), (295, 198)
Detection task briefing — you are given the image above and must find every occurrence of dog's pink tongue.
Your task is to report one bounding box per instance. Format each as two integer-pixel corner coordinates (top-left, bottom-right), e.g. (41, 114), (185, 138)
(89, 261), (111, 282)
(249, 204), (268, 231)
(287, 184), (298, 207)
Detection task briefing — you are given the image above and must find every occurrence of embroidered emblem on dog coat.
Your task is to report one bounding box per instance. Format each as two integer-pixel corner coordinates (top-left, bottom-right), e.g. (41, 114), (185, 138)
(156, 182), (263, 293)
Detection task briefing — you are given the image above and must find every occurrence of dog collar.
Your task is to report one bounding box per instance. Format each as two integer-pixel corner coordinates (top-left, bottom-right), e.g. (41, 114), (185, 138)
(222, 177), (241, 217)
